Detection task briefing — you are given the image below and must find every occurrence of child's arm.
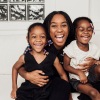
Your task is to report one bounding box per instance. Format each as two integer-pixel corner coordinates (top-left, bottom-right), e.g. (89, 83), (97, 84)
(64, 54), (87, 84)
(53, 57), (68, 81)
(11, 55), (25, 99)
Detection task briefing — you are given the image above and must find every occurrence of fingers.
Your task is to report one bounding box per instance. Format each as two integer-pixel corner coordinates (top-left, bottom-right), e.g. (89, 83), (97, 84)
(11, 93), (16, 99)
(28, 70), (49, 86)
(82, 69), (88, 72)
(35, 70), (45, 75)
(85, 57), (94, 61)
(37, 82), (47, 87)
(36, 79), (49, 87)
(80, 79), (88, 84)
(78, 63), (87, 67)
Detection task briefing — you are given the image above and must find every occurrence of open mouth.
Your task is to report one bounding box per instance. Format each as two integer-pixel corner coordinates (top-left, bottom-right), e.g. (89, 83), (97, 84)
(34, 44), (44, 48)
(81, 35), (90, 41)
(55, 35), (64, 42)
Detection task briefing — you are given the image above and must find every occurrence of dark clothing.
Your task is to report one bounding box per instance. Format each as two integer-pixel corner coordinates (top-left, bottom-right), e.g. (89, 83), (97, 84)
(45, 44), (64, 76)
(45, 44), (71, 100)
(70, 64), (98, 90)
(16, 46), (71, 100)
(16, 52), (56, 100)
(49, 77), (70, 100)
(77, 64), (100, 100)
(78, 82), (100, 100)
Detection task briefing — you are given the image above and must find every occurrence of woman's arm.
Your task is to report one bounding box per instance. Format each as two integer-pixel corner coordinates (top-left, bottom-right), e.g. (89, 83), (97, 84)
(77, 57), (98, 70)
(18, 66), (49, 87)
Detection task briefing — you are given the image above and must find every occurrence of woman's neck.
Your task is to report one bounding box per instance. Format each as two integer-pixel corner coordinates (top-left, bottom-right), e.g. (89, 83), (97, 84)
(54, 44), (64, 51)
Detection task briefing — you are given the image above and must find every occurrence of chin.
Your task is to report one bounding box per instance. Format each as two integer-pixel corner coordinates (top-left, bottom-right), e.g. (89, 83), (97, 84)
(56, 43), (65, 48)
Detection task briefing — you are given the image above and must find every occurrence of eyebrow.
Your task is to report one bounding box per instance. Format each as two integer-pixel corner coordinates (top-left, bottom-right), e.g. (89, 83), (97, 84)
(50, 21), (67, 24)
(78, 26), (92, 28)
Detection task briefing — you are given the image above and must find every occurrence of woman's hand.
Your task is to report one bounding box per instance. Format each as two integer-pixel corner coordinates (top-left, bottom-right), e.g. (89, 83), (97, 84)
(26, 70), (49, 87)
(18, 67), (49, 87)
(77, 57), (96, 70)
(95, 60), (100, 65)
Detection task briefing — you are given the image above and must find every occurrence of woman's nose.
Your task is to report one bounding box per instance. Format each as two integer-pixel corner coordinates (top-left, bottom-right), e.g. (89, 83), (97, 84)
(57, 26), (63, 32)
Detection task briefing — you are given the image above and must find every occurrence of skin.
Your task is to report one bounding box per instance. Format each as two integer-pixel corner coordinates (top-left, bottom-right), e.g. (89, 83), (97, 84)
(18, 13), (70, 87)
(75, 20), (93, 83)
(64, 19), (100, 100)
(76, 20), (93, 50)
(64, 19), (93, 83)
(11, 26), (47, 99)
(76, 20), (96, 70)
(50, 14), (69, 50)
(11, 25), (68, 99)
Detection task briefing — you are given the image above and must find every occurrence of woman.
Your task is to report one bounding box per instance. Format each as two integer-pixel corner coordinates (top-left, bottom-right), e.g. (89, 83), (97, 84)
(18, 11), (75, 100)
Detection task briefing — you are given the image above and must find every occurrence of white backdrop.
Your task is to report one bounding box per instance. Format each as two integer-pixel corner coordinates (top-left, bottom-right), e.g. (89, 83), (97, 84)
(0, 0), (100, 99)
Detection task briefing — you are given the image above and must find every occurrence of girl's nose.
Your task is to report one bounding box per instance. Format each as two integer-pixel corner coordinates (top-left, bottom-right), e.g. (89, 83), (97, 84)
(36, 37), (41, 42)
(84, 29), (88, 34)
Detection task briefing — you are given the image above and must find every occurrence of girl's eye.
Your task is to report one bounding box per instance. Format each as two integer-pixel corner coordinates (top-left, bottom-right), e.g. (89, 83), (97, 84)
(78, 27), (84, 32)
(32, 36), (36, 38)
(41, 36), (46, 38)
(87, 28), (93, 31)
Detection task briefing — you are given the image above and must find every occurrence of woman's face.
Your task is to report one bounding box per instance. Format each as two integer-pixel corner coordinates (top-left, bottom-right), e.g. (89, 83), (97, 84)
(50, 14), (69, 49)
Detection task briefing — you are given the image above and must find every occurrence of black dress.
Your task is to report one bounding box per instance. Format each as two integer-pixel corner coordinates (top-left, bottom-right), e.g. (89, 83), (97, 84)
(16, 44), (71, 100)
(16, 52), (56, 100)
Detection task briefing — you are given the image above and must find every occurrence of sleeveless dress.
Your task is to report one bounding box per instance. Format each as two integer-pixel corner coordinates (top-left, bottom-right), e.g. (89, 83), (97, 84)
(16, 52), (56, 100)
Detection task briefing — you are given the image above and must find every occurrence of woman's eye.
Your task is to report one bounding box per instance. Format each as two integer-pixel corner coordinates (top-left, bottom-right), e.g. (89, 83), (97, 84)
(62, 24), (67, 27)
(51, 25), (57, 28)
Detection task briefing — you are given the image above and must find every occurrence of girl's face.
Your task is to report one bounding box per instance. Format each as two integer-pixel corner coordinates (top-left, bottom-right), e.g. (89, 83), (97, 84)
(76, 20), (93, 45)
(50, 14), (69, 49)
(28, 26), (46, 53)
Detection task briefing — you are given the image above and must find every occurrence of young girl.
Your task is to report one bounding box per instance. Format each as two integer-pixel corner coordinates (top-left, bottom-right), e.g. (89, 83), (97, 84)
(11, 22), (68, 100)
(63, 17), (100, 100)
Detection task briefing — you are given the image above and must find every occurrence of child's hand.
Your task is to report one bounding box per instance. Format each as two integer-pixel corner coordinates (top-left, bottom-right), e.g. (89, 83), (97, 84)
(11, 89), (17, 99)
(78, 70), (88, 84)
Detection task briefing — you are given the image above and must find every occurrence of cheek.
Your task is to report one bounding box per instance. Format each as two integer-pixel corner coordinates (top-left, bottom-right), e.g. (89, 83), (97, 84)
(43, 39), (47, 44)
(50, 32), (54, 40)
(64, 29), (69, 38)
(75, 31), (80, 38)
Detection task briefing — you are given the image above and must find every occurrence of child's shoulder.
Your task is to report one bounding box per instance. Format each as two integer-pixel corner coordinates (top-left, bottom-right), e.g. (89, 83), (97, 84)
(89, 42), (99, 49)
(19, 54), (25, 60)
(63, 40), (76, 50)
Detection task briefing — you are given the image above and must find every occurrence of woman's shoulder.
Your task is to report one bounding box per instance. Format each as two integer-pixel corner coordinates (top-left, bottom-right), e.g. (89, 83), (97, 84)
(45, 44), (58, 54)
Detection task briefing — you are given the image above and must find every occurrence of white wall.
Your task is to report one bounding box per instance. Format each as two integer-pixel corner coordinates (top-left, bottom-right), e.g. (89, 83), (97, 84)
(0, 0), (100, 100)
